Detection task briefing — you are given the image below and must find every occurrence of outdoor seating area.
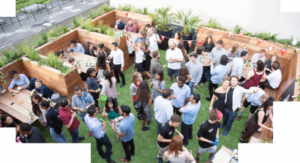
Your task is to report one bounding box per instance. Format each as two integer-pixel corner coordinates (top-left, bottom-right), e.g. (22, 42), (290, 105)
(0, 1), (300, 163)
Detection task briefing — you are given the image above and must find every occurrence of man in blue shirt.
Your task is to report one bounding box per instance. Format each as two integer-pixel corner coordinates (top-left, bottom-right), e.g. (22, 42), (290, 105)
(114, 17), (126, 30)
(71, 86), (95, 136)
(112, 105), (135, 162)
(85, 105), (116, 163)
(67, 39), (85, 54)
(30, 78), (53, 99)
(170, 76), (191, 117)
(179, 93), (201, 145)
(206, 55), (230, 102)
(8, 70), (34, 93)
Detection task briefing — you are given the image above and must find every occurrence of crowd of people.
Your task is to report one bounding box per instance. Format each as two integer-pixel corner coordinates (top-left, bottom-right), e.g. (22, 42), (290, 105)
(0, 17), (281, 163)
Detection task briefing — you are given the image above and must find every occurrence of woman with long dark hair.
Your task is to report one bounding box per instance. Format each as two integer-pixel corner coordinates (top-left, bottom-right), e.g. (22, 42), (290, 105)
(177, 65), (192, 85)
(239, 97), (274, 143)
(96, 43), (105, 56)
(163, 135), (196, 163)
(227, 44), (239, 62)
(103, 46), (113, 74)
(1, 114), (20, 137)
(102, 97), (123, 143)
(136, 80), (152, 131)
(85, 42), (96, 57)
(209, 77), (230, 114)
(86, 68), (101, 109)
(100, 70), (119, 106)
(177, 42), (187, 65)
(31, 92), (47, 130)
(243, 60), (265, 89)
(96, 53), (111, 85)
(151, 70), (165, 101)
(203, 35), (215, 52)
(142, 43), (152, 81)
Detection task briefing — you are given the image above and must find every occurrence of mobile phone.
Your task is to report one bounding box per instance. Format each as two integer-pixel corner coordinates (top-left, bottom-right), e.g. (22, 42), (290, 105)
(11, 102), (14, 105)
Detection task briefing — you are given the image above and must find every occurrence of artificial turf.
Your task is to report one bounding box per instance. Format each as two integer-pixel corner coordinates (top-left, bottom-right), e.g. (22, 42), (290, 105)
(32, 49), (250, 163)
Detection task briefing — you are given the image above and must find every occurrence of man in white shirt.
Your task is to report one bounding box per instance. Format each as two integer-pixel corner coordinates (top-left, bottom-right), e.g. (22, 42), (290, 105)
(146, 28), (161, 52)
(251, 49), (266, 67)
(166, 41), (184, 84)
(231, 51), (247, 79)
(154, 89), (174, 135)
(259, 63), (282, 89)
(67, 39), (85, 54)
(109, 42), (126, 88)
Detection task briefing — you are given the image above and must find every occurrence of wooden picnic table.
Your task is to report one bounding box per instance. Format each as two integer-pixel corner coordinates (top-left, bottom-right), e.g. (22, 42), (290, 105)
(241, 66), (253, 79)
(61, 52), (97, 73)
(0, 88), (56, 123)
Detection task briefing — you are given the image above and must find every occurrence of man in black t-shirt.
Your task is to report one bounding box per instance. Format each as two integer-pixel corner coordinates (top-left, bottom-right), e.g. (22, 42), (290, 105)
(156, 114), (183, 163)
(195, 110), (222, 163)
(18, 123), (46, 143)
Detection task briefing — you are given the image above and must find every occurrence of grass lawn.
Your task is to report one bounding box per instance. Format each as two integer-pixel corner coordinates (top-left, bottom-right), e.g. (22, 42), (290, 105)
(32, 49), (250, 163)
(16, 0), (51, 10)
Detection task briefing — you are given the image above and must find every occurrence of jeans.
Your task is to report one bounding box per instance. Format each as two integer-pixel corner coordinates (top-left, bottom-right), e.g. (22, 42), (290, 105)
(223, 108), (238, 132)
(113, 64), (126, 84)
(69, 127), (79, 143)
(155, 119), (163, 135)
(173, 105), (181, 117)
(189, 81), (195, 95)
(122, 138), (135, 161)
(95, 133), (112, 162)
(181, 121), (193, 145)
(114, 98), (119, 106)
(49, 127), (68, 143)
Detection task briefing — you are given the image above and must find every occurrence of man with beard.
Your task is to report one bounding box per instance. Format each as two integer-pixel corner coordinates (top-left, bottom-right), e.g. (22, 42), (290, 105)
(166, 41), (184, 84)
(150, 50), (166, 80)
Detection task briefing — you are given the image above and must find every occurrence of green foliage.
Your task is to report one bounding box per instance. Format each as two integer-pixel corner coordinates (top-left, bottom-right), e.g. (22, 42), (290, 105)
(132, 7), (143, 14)
(277, 37), (293, 47)
(106, 27), (115, 37)
(147, 13), (158, 24)
(33, 32), (48, 47)
(143, 7), (148, 14)
(72, 18), (81, 28)
(0, 56), (10, 68)
(0, 48), (23, 67)
(173, 9), (201, 35)
(80, 19), (96, 33)
(15, 42), (28, 55)
(99, 4), (114, 14)
(206, 18), (222, 29)
(23, 44), (41, 61)
(97, 20), (108, 34)
(117, 4), (132, 12)
(16, 0), (51, 10)
(37, 53), (71, 74)
(48, 26), (63, 41)
(155, 6), (174, 31)
(0, 70), (7, 86)
(296, 41), (300, 47)
(88, 10), (96, 19)
(62, 26), (69, 34)
(244, 32), (254, 37)
(233, 25), (243, 34)
(40, 32), (48, 43)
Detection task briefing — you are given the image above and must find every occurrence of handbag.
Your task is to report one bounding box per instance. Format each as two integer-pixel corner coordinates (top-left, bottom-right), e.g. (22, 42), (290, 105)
(133, 100), (146, 120)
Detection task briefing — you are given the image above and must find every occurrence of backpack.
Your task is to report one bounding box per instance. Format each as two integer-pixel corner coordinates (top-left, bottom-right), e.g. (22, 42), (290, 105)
(133, 100), (146, 120)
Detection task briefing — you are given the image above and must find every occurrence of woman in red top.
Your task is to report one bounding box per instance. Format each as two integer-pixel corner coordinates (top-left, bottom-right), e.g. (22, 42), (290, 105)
(243, 60), (265, 89)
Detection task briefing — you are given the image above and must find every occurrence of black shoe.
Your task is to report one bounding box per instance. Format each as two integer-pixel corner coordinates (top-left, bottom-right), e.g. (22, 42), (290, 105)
(142, 127), (150, 131)
(107, 160), (116, 163)
(120, 83), (125, 88)
(242, 130), (245, 134)
(116, 81), (120, 83)
(239, 138), (245, 143)
(147, 121), (150, 125)
(188, 137), (193, 140)
(79, 137), (85, 141)
(205, 97), (211, 102)
(183, 143), (188, 146)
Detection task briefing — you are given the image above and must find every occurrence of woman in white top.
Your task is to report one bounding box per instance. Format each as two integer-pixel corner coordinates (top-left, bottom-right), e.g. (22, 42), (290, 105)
(131, 40), (145, 74)
(95, 53), (111, 85)
(163, 135), (196, 163)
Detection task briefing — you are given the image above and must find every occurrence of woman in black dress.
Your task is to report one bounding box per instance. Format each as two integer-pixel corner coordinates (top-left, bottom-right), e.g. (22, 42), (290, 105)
(202, 35), (215, 52)
(85, 42), (97, 57)
(209, 77), (230, 114)
(96, 43), (105, 57)
(142, 43), (152, 81)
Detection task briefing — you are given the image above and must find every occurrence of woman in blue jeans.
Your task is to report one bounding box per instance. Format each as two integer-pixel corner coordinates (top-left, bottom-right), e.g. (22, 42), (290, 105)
(40, 100), (68, 143)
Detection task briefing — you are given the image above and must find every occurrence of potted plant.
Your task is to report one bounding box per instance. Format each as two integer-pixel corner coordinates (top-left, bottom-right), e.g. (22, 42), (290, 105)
(173, 9), (201, 52)
(155, 6), (175, 50)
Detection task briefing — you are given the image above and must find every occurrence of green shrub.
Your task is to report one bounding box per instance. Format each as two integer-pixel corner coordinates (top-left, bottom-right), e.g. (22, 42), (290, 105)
(100, 4), (114, 14)
(244, 32), (254, 37)
(132, 8), (143, 14)
(37, 53), (71, 74)
(233, 25), (243, 34)
(173, 9), (201, 35)
(117, 4), (132, 12)
(80, 19), (96, 33)
(88, 10), (96, 19)
(0, 56), (10, 68)
(62, 26), (69, 34)
(72, 18), (80, 28)
(40, 32), (48, 43)
(206, 18), (221, 29)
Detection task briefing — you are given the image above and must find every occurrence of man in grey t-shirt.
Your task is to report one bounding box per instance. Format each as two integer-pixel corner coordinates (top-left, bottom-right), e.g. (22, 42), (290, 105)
(210, 40), (227, 67)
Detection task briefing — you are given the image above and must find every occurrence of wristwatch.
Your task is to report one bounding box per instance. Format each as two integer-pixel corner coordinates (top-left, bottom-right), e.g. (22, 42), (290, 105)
(253, 90), (256, 93)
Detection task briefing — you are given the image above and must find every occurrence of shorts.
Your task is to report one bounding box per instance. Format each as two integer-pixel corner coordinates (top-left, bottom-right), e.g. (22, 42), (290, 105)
(198, 145), (217, 154)
(157, 142), (169, 155)
(243, 100), (259, 114)
(167, 68), (179, 78)
(135, 62), (144, 73)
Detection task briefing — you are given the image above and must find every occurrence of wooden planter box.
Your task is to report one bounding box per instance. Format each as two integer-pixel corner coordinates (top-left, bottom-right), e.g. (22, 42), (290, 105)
(21, 56), (82, 97)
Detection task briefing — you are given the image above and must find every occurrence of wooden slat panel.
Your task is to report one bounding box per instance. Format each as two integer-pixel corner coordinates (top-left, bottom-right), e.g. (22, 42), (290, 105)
(0, 97), (31, 119)
(91, 10), (116, 28)
(0, 102), (30, 123)
(2, 92), (32, 111)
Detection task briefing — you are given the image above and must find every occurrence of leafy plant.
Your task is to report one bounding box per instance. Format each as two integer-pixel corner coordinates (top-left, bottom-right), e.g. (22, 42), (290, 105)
(48, 26), (63, 41)
(244, 32), (254, 37)
(206, 18), (222, 29)
(2, 49), (22, 62)
(155, 6), (174, 31)
(80, 19), (96, 33)
(277, 38), (293, 47)
(37, 53), (71, 74)
(23, 44), (41, 61)
(99, 4), (114, 14)
(88, 10), (96, 19)
(106, 27), (115, 37)
(173, 9), (201, 35)
(143, 7), (148, 14)
(296, 41), (300, 47)
(40, 32), (48, 43)
(62, 26), (68, 34)
(117, 4), (132, 12)
(147, 13), (159, 25)
(0, 70), (7, 86)
(97, 20), (108, 34)
(132, 7), (143, 14)
(0, 56), (10, 68)
(233, 25), (243, 34)
(269, 33), (278, 42)
(72, 18), (80, 28)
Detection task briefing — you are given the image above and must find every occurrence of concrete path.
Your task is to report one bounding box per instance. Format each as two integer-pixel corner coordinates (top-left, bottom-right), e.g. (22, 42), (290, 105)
(0, 0), (109, 51)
